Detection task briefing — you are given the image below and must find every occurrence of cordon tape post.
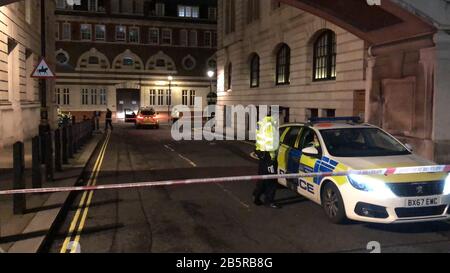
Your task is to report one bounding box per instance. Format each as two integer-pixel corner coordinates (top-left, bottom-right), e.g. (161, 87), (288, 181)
(0, 165), (450, 196)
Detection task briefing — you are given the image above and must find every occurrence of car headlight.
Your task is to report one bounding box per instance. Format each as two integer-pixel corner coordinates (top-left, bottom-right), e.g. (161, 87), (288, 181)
(348, 174), (396, 198)
(444, 174), (450, 195)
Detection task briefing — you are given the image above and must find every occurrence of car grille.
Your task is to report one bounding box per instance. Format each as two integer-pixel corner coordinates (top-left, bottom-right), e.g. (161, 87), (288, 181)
(387, 181), (445, 197)
(395, 206), (447, 218)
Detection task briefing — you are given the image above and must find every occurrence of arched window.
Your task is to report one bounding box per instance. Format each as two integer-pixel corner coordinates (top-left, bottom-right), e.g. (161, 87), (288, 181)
(250, 54), (259, 88)
(227, 63), (232, 90)
(276, 44), (290, 85)
(313, 30), (336, 81)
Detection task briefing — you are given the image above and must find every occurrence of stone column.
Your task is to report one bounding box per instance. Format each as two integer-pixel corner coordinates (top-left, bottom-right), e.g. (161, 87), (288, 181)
(432, 31), (450, 163)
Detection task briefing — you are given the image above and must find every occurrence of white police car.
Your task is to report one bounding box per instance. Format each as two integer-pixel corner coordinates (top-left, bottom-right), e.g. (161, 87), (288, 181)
(277, 117), (450, 224)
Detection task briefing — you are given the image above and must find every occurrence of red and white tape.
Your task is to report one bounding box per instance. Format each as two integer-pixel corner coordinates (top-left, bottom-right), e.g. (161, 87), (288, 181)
(1, 165), (449, 196)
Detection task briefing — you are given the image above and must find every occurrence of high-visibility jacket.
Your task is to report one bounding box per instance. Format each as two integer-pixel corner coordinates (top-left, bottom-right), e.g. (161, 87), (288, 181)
(255, 116), (279, 158)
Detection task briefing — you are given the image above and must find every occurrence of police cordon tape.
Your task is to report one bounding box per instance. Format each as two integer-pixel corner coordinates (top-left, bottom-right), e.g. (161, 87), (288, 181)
(1, 165), (450, 196)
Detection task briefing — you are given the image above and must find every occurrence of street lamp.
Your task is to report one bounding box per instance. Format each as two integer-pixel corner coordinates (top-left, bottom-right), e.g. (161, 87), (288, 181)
(206, 70), (217, 106)
(167, 75), (173, 123)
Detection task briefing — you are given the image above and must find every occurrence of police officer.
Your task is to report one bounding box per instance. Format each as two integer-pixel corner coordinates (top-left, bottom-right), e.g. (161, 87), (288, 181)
(105, 108), (113, 131)
(253, 115), (281, 209)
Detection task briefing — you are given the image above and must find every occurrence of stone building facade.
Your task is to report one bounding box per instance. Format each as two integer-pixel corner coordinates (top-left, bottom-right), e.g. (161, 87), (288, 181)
(0, 0), (56, 148)
(216, 0), (450, 163)
(54, 0), (217, 122)
(216, 0), (367, 131)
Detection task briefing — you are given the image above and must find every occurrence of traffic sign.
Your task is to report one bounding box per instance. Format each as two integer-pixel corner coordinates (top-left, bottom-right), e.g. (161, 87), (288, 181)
(31, 58), (56, 79)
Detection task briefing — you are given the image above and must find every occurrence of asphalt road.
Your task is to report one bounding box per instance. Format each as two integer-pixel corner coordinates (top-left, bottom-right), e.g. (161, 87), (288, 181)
(46, 124), (450, 253)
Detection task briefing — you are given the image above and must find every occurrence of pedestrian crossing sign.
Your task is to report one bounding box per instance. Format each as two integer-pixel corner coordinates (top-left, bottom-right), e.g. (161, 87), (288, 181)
(31, 58), (56, 79)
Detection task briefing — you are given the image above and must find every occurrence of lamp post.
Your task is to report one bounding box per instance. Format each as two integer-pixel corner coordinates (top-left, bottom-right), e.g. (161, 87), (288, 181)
(206, 70), (217, 106)
(167, 75), (173, 123)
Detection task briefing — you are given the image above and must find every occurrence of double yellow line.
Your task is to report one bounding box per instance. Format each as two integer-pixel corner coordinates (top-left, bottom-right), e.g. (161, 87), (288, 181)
(60, 131), (111, 253)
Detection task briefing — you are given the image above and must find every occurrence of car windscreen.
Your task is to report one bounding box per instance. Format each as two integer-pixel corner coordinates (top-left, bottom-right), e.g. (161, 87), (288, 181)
(140, 110), (155, 116)
(320, 128), (411, 157)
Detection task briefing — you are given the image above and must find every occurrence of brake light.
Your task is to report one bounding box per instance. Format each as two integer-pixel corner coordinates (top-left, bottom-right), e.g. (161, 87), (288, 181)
(137, 115), (144, 120)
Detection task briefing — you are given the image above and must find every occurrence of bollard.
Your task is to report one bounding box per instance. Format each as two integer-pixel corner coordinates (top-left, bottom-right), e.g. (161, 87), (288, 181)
(13, 142), (26, 215)
(68, 124), (74, 158)
(62, 126), (69, 164)
(45, 132), (54, 181)
(54, 129), (62, 172)
(31, 136), (42, 189)
(39, 131), (46, 165)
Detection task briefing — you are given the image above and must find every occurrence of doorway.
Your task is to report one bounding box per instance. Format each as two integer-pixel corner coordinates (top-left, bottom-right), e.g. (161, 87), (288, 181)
(116, 89), (140, 120)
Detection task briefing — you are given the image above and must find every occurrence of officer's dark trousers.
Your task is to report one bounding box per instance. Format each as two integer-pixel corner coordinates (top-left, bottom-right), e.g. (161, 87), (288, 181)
(253, 151), (278, 204)
(105, 119), (113, 131)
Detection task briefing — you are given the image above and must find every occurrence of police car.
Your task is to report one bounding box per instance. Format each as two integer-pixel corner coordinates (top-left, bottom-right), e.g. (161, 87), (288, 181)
(277, 117), (450, 224)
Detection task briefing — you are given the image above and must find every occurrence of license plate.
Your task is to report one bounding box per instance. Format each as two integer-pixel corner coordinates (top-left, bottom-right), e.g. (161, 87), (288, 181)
(405, 197), (441, 208)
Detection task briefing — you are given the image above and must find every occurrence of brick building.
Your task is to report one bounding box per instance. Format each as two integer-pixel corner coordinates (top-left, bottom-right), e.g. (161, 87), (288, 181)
(54, 0), (217, 122)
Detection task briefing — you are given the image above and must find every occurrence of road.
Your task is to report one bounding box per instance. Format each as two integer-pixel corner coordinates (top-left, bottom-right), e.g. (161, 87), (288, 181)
(45, 124), (450, 253)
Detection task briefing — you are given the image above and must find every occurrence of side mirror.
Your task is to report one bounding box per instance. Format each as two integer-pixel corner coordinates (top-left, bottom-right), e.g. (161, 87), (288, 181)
(405, 143), (414, 152)
(302, 146), (319, 157)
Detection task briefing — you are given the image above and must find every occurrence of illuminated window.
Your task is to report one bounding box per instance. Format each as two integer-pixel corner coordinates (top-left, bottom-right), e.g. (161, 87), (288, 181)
(313, 30), (336, 81)
(250, 54), (259, 88)
(276, 44), (290, 85)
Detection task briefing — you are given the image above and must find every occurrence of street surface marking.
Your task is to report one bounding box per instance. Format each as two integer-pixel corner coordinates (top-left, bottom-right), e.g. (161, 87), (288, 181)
(60, 131), (111, 253)
(216, 183), (251, 210)
(164, 144), (197, 167)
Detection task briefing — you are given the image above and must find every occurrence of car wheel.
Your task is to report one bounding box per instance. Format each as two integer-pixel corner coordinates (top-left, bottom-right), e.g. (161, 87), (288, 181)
(321, 182), (347, 224)
(136, 125), (140, 129)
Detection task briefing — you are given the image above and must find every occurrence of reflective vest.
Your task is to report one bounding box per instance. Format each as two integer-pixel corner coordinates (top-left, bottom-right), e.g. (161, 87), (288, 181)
(255, 116), (279, 156)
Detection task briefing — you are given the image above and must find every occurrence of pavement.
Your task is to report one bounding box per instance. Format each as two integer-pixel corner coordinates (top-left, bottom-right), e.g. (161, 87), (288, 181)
(40, 123), (450, 253)
(0, 132), (104, 253)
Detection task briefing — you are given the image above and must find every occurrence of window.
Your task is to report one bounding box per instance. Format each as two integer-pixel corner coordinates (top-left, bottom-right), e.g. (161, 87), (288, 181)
(123, 57), (134, 66)
(189, 90), (196, 106)
(179, 29), (188, 46)
(178, 5), (199, 18)
(250, 54), (260, 88)
(282, 126), (301, 147)
(129, 27), (140, 43)
(208, 7), (217, 20)
(80, 24), (92, 41)
(313, 30), (336, 81)
(227, 63), (232, 90)
(99, 88), (107, 105)
(225, 0), (236, 34)
(155, 3), (165, 16)
(81, 89), (89, 105)
(88, 0), (98, 12)
(322, 109), (336, 118)
(182, 55), (196, 70)
(55, 88), (61, 105)
(90, 89), (97, 105)
(189, 30), (197, 47)
(158, 90), (164, 106)
(149, 89), (156, 105)
(56, 0), (66, 9)
(95, 25), (106, 41)
(276, 44), (290, 85)
(204, 31), (212, 47)
(149, 28), (159, 44)
(55, 23), (60, 40)
(182, 90), (188, 106)
(116, 26), (126, 41)
(247, 0), (260, 24)
(56, 50), (69, 65)
(166, 90), (172, 106)
(63, 88), (70, 105)
(62, 23), (71, 40)
(161, 29), (172, 45)
(306, 108), (319, 120)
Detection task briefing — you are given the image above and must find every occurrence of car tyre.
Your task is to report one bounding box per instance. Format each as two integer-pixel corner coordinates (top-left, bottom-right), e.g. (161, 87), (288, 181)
(321, 182), (347, 224)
